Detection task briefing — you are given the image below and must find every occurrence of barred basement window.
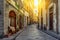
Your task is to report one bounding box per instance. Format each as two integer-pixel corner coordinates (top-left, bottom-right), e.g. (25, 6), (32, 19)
(0, 10), (1, 14)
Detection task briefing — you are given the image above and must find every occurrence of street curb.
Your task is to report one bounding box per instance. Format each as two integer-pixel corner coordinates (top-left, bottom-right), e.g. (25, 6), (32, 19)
(12, 28), (25, 40)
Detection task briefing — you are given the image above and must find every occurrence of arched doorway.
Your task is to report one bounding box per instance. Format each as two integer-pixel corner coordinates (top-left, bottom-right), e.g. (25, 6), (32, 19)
(48, 3), (57, 32)
(49, 4), (54, 30)
(8, 10), (16, 35)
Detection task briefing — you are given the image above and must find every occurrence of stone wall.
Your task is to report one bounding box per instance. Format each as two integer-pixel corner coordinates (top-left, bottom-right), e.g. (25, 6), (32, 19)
(4, 0), (19, 35)
(0, 0), (4, 36)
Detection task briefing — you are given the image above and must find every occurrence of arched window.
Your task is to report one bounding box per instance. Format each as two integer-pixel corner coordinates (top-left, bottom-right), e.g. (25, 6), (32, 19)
(9, 10), (16, 27)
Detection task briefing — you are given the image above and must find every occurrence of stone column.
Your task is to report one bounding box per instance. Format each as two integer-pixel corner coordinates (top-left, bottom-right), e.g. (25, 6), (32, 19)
(58, 0), (60, 33)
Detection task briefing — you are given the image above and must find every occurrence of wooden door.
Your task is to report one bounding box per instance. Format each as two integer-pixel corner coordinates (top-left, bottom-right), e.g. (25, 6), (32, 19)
(49, 6), (53, 30)
(49, 13), (53, 30)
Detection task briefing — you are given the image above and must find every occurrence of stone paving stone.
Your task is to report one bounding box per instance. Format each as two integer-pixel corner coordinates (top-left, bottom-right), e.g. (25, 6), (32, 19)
(16, 24), (58, 40)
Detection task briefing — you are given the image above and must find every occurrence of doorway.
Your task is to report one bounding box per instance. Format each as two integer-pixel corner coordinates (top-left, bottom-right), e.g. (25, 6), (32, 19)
(19, 15), (23, 29)
(8, 10), (16, 35)
(49, 6), (53, 30)
(41, 9), (43, 30)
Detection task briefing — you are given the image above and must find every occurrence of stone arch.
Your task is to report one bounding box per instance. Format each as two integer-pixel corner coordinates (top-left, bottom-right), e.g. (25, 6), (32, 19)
(8, 10), (16, 34)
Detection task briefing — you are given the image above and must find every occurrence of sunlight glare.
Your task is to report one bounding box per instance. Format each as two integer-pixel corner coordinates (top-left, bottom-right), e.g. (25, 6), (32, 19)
(34, 0), (38, 6)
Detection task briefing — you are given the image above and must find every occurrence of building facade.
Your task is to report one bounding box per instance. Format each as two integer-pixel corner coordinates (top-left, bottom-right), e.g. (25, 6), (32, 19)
(45, 0), (58, 33)
(0, 0), (29, 38)
(39, 0), (60, 35)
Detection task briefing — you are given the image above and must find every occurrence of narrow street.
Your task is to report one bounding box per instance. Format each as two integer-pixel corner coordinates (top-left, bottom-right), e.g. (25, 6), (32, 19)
(0, 0), (60, 40)
(16, 24), (58, 40)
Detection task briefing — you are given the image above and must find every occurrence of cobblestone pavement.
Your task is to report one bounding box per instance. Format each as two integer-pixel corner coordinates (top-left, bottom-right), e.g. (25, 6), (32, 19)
(16, 24), (58, 40)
